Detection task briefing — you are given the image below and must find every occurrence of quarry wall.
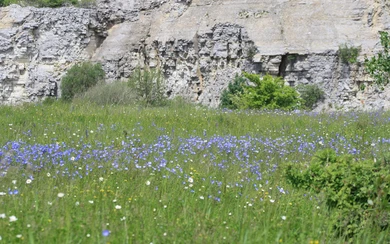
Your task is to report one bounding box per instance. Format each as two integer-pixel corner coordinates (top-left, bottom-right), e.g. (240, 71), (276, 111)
(1, 0), (390, 111)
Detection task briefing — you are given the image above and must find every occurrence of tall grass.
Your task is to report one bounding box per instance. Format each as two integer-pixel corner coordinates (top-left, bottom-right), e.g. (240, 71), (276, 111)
(0, 101), (389, 243)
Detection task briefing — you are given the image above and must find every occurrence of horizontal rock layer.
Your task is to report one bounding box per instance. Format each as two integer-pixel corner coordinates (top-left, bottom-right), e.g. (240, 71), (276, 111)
(1, 0), (390, 110)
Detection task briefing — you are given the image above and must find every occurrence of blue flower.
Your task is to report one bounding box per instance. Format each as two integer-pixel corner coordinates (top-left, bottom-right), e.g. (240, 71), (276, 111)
(102, 230), (110, 237)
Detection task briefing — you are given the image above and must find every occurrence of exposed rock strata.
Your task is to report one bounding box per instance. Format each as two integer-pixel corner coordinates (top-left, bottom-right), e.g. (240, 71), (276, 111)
(1, 0), (390, 110)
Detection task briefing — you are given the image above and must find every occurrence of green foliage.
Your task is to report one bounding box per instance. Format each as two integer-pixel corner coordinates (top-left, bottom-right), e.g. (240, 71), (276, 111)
(296, 84), (325, 110)
(285, 149), (390, 238)
(128, 67), (167, 107)
(228, 73), (301, 110)
(220, 75), (246, 109)
(365, 31), (390, 88)
(339, 44), (361, 64)
(74, 81), (137, 106)
(61, 62), (105, 102)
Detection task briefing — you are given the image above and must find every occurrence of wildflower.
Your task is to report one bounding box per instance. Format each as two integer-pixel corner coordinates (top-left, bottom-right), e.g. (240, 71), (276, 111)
(16, 234), (22, 238)
(281, 216), (287, 220)
(99, 177), (104, 182)
(47, 173), (51, 177)
(89, 200), (94, 204)
(199, 196), (204, 200)
(57, 193), (65, 198)
(0, 192), (5, 196)
(102, 230), (110, 237)
(9, 215), (17, 222)
(48, 202), (52, 205)
(26, 179), (32, 184)
(115, 205), (122, 210)
(86, 234), (90, 238)
(368, 199), (374, 206)
(270, 199), (275, 203)
(188, 177), (194, 183)
(12, 180), (16, 184)
(0, 213), (6, 218)
(70, 157), (75, 161)
(75, 201), (80, 206)
(145, 180), (151, 186)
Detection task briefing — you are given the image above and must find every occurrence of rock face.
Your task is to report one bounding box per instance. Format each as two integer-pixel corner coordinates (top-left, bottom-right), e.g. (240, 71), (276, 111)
(1, 0), (390, 110)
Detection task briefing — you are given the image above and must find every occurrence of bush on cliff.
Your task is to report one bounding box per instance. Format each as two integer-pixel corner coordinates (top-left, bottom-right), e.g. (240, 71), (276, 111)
(365, 31), (390, 88)
(221, 73), (301, 110)
(61, 62), (105, 102)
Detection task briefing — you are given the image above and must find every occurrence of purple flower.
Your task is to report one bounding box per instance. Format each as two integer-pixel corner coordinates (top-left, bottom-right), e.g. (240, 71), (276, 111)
(102, 230), (110, 237)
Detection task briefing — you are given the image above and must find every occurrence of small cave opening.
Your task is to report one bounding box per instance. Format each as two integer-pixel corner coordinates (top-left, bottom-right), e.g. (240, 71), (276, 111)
(278, 54), (288, 77)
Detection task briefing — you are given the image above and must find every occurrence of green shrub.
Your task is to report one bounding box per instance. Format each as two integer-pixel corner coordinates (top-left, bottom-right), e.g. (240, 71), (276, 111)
(339, 44), (361, 64)
(220, 75), (246, 109)
(228, 73), (301, 110)
(296, 84), (325, 110)
(365, 31), (390, 88)
(61, 62), (105, 102)
(128, 67), (167, 107)
(285, 149), (390, 239)
(74, 81), (137, 106)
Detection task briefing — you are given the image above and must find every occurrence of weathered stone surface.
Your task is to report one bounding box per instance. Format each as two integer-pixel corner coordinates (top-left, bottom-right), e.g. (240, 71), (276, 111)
(1, 0), (390, 110)
(0, 4), (103, 104)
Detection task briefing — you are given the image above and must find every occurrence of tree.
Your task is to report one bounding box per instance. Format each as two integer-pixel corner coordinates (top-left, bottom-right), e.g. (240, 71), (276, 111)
(364, 31), (390, 88)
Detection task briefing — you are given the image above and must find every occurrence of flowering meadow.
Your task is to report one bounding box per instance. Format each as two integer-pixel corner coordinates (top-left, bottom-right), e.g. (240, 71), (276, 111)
(0, 101), (389, 243)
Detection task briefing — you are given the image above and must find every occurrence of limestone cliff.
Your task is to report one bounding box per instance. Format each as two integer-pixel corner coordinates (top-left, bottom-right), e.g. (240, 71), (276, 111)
(1, 0), (390, 110)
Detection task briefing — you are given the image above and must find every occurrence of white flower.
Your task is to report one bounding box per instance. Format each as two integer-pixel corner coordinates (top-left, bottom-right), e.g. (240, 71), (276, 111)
(48, 202), (52, 206)
(199, 196), (204, 200)
(75, 201), (80, 206)
(281, 216), (287, 220)
(47, 173), (51, 177)
(270, 199), (275, 203)
(368, 199), (374, 206)
(89, 200), (94, 204)
(16, 234), (22, 238)
(99, 177), (104, 182)
(9, 215), (17, 222)
(57, 193), (65, 198)
(0, 192), (5, 196)
(26, 179), (32, 184)
(27, 224), (31, 228)
(12, 180), (17, 185)
(86, 234), (90, 238)
(145, 180), (151, 186)
(188, 177), (194, 183)
(115, 205), (122, 210)
(70, 157), (75, 161)
(163, 205), (167, 209)
(0, 213), (6, 219)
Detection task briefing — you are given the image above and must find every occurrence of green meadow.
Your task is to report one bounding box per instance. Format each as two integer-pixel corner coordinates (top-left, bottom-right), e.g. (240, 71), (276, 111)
(0, 100), (389, 243)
